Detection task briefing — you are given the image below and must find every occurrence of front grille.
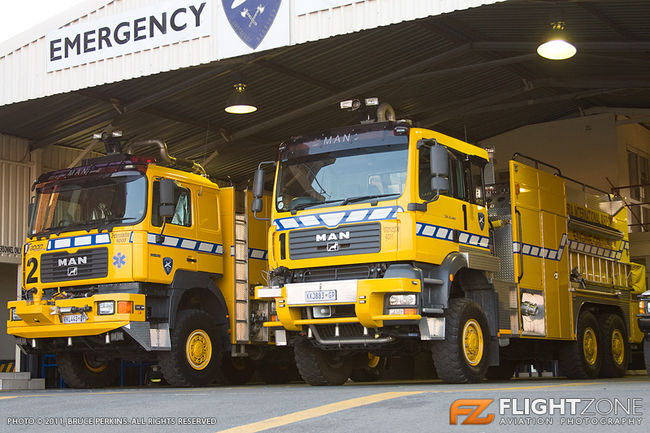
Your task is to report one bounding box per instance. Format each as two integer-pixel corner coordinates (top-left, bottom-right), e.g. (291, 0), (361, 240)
(289, 223), (380, 259)
(293, 264), (374, 283)
(41, 247), (109, 283)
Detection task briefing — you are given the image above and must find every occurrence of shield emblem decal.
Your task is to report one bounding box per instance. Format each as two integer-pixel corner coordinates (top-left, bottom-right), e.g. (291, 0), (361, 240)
(478, 213), (486, 231)
(222, 0), (282, 49)
(163, 257), (174, 275)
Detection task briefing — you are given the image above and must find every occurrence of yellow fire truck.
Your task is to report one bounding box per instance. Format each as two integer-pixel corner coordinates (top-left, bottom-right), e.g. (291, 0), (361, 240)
(253, 100), (645, 385)
(6, 133), (285, 388)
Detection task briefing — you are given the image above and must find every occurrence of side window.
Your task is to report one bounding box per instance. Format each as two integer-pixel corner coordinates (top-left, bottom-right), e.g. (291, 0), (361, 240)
(419, 145), (464, 200)
(152, 180), (192, 227)
(471, 161), (485, 206)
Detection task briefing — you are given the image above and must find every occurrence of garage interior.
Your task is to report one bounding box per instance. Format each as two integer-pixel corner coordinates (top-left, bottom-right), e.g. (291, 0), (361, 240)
(1, 0), (650, 382)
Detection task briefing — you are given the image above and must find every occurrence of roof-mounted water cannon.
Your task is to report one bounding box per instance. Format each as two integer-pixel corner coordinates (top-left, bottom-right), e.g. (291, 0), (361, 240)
(93, 130), (124, 154)
(340, 97), (396, 124)
(125, 139), (207, 176)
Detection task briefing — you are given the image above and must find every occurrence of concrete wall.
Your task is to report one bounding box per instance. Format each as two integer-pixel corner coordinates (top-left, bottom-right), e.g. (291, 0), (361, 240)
(481, 113), (618, 192)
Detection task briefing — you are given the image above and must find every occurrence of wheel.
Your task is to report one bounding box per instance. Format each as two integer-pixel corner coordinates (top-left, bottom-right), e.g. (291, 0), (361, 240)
(598, 314), (629, 378)
(349, 353), (387, 382)
(55, 352), (119, 388)
(158, 309), (222, 387)
(485, 359), (515, 381)
(431, 298), (489, 383)
(222, 356), (256, 385)
(559, 310), (601, 379)
(293, 338), (352, 386)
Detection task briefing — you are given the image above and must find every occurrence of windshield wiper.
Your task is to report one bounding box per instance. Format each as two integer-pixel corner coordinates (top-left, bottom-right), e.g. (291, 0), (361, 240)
(341, 193), (399, 205)
(86, 217), (139, 232)
(290, 199), (345, 214)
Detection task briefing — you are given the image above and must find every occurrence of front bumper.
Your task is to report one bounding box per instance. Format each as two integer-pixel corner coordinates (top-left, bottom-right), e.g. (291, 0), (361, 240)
(7, 293), (146, 339)
(257, 277), (422, 331)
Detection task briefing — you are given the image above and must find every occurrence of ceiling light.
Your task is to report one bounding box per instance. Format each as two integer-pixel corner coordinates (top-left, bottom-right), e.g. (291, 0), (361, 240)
(537, 21), (577, 60)
(225, 82), (257, 114)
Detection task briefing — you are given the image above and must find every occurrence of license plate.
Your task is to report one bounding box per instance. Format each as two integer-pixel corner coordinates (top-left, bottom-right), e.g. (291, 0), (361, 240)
(62, 313), (87, 324)
(305, 290), (337, 302)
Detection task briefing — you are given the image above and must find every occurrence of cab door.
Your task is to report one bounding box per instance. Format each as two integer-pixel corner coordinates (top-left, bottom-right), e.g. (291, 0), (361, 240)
(416, 143), (489, 266)
(148, 178), (198, 283)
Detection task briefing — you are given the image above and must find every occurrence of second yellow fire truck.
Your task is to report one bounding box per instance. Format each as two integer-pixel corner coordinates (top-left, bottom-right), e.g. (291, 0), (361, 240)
(253, 100), (646, 385)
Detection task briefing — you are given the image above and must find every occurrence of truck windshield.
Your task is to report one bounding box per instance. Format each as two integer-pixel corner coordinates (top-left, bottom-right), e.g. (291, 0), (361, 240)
(275, 144), (408, 212)
(30, 172), (147, 235)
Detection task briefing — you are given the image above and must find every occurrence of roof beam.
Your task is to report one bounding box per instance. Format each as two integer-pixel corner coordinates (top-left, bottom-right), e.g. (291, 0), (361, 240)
(202, 44), (472, 166)
(396, 54), (536, 83)
(424, 89), (623, 127)
(254, 59), (342, 93)
(578, 3), (641, 41)
(472, 41), (650, 51)
(30, 65), (228, 151)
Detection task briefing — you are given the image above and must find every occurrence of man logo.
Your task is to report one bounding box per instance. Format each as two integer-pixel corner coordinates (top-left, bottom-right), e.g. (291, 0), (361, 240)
(316, 232), (350, 242)
(58, 257), (87, 267)
(327, 242), (339, 252)
(67, 267), (78, 277)
(450, 399), (494, 425)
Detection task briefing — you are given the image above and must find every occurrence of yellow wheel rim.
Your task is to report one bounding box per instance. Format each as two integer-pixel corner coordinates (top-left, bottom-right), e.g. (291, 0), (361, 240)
(186, 329), (212, 371)
(611, 329), (625, 366)
(462, 319), (484, 366)
(583, 327), (598, 366)
(367, 353), (381, 369)
(83, 354), (107, 373)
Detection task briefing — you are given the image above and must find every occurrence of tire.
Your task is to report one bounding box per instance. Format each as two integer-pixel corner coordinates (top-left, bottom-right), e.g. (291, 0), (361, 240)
(485, 359), (515, 381)
(349, 353), (387, 382)
(222, 356), (256, 385)
(158, 309), (222, 387)
(431, 298), (490, 383)
(293, 338), (352, 386)
(598, 314), (629, 378)
(559, 310), (601, 379)
(55, 352), (119, 388)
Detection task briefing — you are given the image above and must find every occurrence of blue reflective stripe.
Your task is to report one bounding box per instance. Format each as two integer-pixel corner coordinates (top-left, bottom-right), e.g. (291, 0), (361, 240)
(513, 233), (567, 261)
(415, 222), (490, 250)
(274, 206), (403, 231)
(248, 248), (268, 260)
(146, 233), (223, 255)
(46, 233), (112, 251)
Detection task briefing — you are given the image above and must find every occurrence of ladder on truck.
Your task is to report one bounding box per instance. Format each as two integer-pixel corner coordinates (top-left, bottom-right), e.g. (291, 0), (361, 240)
(233, 210), (250, 346)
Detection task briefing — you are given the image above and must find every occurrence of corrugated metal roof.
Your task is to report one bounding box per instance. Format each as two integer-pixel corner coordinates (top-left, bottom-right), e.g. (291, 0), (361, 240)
(1, 0), (649, 184)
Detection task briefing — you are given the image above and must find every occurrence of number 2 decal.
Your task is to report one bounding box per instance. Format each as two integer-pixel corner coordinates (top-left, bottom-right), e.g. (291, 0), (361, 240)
(26, 257), (38, 284)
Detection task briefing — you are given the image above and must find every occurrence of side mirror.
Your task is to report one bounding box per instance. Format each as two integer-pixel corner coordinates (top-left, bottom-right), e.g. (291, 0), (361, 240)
(430, 143), (449, 177)
(430, 142), (449, 194)
(159, 178), (175, 218)
(251, 167), (265, 213)
(27, 199), (36, 229)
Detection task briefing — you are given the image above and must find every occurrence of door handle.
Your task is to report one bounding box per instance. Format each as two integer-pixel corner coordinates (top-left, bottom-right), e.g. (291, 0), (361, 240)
(186, 257), (197, 263)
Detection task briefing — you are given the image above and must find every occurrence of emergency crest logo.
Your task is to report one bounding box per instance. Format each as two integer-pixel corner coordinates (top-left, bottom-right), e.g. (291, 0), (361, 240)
(163, 257), (174, 275)
(222, 0), (282, 49)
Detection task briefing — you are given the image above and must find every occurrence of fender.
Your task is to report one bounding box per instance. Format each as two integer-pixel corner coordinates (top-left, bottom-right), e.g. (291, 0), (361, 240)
(420, 252), (469, 309)
(168, 271), (228, 327)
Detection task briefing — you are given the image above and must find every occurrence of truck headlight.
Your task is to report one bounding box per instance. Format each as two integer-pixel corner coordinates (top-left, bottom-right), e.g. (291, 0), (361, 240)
(641, 300), (650, 315)
(10, 308), (21, 321)
(388, 294), (417, 306)
(97, 301), (115, 315)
